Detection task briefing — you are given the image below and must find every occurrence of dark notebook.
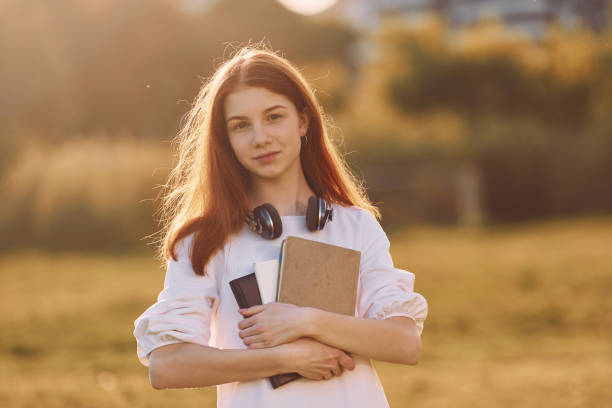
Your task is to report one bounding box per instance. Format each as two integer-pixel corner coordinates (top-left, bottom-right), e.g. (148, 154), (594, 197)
(229, 273), (301, 389)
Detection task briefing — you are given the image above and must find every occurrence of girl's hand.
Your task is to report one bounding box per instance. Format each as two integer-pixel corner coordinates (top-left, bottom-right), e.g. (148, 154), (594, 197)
(277, 338), (356, 381)
(238, 302), (311, 349)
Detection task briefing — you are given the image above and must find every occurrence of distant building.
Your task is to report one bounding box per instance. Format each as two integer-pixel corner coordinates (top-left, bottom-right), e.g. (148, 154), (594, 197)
(331, 0), (609, 37)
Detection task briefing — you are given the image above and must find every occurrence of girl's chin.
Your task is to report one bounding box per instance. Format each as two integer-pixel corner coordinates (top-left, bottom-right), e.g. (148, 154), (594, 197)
(248, 158), (299, 181)
(249, 168), (284, 181)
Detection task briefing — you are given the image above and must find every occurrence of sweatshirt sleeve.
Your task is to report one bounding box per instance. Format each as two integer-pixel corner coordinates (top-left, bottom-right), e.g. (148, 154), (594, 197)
(356, 210), (428, 335)
(133, 234), (221, 366)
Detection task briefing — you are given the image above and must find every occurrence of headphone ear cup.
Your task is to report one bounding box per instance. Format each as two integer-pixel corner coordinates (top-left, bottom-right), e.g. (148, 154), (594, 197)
(254, 204), (282, 239)
(306, 196), (321, 231)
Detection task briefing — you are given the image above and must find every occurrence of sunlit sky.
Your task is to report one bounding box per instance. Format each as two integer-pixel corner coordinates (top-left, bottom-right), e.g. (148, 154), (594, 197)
(177, 0), (339, 16)
(276, 0), (338, 15)
(178, 0), (338, 15)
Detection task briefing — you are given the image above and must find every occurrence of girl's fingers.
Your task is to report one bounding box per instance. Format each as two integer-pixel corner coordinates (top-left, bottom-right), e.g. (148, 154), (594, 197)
(242, 333), (265, 345)
(331, 364), (343, 377)
(238, 324), (260, 338)
(246, 341), (266, 349)
(238, 304), (266, 316)
(338, 352), (355, 370)
(237, 316), (257, 330)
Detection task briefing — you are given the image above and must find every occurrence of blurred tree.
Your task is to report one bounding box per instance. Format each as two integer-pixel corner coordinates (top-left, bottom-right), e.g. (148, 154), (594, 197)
(0, 0), (357, 140)
(340, 15), (612, 223)
(387, 31), (594, 129)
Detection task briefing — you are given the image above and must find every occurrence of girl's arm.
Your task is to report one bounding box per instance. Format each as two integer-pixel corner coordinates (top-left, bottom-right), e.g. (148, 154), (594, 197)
(304, 310), (421, 365)
(238, 303), (422, 365)
(148, 337), (355, 389)
(149, 343), (283, 389)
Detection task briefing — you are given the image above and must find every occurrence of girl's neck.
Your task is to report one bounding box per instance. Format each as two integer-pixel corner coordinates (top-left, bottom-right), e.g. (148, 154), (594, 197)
(248, 170), (314, 216)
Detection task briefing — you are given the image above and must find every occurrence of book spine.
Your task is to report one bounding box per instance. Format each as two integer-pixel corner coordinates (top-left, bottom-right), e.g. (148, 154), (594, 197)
(275, 238), (287, 302)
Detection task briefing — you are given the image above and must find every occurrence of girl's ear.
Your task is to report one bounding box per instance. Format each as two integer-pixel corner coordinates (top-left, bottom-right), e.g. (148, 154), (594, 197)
(298, 108), (311, 137)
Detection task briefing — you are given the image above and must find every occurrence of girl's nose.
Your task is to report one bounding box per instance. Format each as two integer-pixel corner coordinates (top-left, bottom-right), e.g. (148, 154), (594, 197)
(252, 122), (272, 145)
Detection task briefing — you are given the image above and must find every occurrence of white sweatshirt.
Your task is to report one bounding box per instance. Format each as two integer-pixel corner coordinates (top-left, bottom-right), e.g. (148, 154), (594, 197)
(134, 203), (428, 408)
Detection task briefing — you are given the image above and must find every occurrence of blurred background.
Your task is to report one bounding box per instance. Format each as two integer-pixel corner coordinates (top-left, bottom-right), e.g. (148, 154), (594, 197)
(1, 0), (611, 407)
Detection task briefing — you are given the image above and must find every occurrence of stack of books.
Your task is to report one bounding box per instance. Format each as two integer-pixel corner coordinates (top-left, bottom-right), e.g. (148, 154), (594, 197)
(229, 236), (361, 389)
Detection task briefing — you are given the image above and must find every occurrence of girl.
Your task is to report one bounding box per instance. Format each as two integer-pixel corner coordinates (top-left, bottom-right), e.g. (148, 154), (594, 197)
(133, 45), (428, 408)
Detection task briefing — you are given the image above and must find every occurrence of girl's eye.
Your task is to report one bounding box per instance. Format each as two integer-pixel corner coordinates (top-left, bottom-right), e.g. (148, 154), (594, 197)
(268, 113), (282, 121)
(234, 121), (249, 130)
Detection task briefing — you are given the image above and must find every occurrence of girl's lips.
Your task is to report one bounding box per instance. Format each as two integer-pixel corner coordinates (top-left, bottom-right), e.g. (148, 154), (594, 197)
(255, 151), (279, 162)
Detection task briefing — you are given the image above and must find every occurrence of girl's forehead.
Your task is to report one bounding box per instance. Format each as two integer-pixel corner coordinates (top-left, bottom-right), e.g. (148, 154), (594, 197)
(224, 87), (293, 117)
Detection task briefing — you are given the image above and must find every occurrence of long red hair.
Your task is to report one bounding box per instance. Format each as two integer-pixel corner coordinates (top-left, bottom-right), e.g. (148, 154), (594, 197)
(156, 44), (380, 276)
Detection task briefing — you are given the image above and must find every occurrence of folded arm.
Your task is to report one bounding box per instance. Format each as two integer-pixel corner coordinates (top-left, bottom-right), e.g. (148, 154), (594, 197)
(238, 303), (422, 365)
(148, 343), (285, 389)
(307, 310), (421, 365)
(148, 337), (356, 389)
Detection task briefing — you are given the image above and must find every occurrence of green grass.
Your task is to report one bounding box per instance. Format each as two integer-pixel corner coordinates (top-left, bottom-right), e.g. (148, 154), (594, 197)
(1, 217), (611, 407)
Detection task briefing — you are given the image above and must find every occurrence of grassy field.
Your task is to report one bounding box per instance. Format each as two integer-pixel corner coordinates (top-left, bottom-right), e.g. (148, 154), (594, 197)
(1, 217), (611, 407)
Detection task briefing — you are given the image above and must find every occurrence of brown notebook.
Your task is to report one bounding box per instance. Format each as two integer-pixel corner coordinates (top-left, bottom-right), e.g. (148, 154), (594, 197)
(271, 236), (361, 388)
(276, 236), (361, 316)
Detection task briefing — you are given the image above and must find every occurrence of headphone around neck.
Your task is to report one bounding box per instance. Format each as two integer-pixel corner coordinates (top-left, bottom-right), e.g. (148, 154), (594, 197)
(245, 196), (333, 239)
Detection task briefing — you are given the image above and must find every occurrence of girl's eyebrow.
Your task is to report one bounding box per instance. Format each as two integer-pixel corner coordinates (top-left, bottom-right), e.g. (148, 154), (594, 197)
(226, 104), (288, 123)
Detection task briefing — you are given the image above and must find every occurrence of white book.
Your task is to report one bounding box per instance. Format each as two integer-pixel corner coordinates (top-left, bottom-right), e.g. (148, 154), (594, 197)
(253, 259), (279, 304)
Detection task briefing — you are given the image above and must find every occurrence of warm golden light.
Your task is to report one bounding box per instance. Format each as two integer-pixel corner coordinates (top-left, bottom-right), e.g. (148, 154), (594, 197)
(276, 0), (338, 15)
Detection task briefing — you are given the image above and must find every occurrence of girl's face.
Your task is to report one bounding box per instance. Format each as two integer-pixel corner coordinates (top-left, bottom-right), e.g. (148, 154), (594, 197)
(224, 86), (309, 185)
